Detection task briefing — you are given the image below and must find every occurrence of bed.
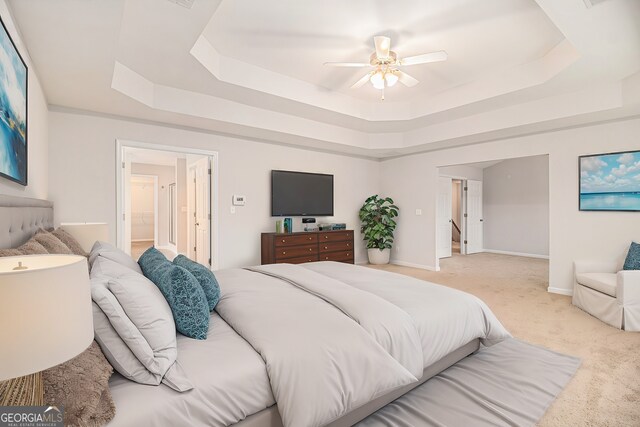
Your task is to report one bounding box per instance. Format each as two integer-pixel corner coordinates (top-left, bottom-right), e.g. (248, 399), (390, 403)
(0, 195), (510, 427)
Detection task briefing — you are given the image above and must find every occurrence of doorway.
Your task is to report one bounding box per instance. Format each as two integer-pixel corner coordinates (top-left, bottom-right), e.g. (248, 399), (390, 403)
(437, 175), (483, 259)
(130, 174), (158, 259)
(116, 140), (219, 269)
(451, 179), (463, 254)
(187, 156), (211, 266)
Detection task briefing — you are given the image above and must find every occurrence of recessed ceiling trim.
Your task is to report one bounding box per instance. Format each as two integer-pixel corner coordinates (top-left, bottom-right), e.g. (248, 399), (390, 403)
(191, 32), (580, 124)
(111, 59), (636, 156)
(167, 0), (195, 9)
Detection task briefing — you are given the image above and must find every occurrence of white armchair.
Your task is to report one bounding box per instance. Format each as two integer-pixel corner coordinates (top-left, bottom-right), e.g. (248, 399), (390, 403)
(573, 259), (640, 331)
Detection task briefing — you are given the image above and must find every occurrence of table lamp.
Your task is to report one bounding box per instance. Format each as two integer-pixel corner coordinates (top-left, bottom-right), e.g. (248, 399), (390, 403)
(60, 223), (109, 253)
(0, 255), (93, 405)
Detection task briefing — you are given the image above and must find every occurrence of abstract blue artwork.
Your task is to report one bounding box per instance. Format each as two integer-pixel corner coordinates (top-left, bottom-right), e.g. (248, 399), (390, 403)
(0, 16), (27, 186)
(580, 151), (640, 211)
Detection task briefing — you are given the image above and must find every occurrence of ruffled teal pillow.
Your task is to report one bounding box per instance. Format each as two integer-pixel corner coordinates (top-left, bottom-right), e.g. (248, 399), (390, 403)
(137, 246), (167, 275)
(623, 242), (640, 271)
(173, 255), (220, 311)
(138, 247), (209, 340)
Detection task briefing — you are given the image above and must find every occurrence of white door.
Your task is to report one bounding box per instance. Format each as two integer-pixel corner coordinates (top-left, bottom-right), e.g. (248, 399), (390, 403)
(187, 166), (196, 260)
(437, 177), (453, 258)
(123, 150), (132, 255)
(466, 180), (484, 254)
(194, 157), (210, 266)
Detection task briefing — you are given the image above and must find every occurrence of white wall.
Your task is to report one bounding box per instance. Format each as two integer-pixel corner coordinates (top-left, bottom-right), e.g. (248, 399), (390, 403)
(381, 117), (640, 294)
(0, 1), (48, 199)
(48, 111), (380, 269)
(483, 156), (549, 257)
(439, 165), (483, 181)
(131, 163), (175, 247)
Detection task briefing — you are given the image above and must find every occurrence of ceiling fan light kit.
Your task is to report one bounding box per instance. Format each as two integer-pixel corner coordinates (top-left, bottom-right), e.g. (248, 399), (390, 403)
(324, 35), (448, 100)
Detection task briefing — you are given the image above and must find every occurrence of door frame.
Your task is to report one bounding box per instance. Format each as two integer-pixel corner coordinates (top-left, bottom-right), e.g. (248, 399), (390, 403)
(116, 139), (219, 270)
(187, 164), (196, 260)
(129, 174), (159, 247)
(437, 176), (453, 259)
(451, 178), (466, 255)
(465, 179), (484, 255)
(440, 174), (470, 257)
(435, 172), (478, 271)
(188, 157), (211, 266)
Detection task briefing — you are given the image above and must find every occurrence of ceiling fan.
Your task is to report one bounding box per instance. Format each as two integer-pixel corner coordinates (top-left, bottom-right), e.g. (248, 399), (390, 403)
(324, 36), (447, 100)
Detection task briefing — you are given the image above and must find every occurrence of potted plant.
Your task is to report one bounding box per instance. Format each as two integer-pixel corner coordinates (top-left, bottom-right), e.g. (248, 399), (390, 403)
(359, 195), (399, 265)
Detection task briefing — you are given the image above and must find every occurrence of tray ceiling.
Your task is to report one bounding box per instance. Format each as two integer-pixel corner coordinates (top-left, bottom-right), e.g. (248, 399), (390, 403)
(7, 0), (640, 158)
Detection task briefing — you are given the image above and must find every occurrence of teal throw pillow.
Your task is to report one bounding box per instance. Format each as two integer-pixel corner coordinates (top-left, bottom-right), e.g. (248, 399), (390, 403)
(138, 247), (209, 340)
(623, 242), (640, 271)
(173, 255), (220, 311)
(137, 246), (168, 275)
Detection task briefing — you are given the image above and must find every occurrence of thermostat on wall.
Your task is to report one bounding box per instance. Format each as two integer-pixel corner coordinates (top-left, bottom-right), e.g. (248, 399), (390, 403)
(232, 195), (246, 206)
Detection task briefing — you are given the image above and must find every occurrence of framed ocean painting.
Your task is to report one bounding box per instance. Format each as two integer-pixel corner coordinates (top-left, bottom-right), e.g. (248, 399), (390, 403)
(0, 15), (27, 186)
(579, 150), (640, 212)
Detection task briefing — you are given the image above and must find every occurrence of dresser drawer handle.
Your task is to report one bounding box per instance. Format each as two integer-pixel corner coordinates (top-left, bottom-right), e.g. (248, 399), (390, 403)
(324, 246), (328, 250)
(308, 237), (312, 240)
(281, 239), (286, 243)
(282, 251), (286, 255)
(325, 256), (329, 260)
(325, 236), (329, 239)
(346, 253), (350, 257)
(309, 248), (312, 252)
(346, 243), (350, 247)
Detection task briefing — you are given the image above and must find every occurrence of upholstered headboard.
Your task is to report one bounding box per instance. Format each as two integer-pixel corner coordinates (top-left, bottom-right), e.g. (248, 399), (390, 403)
(0, 195), (54, 249)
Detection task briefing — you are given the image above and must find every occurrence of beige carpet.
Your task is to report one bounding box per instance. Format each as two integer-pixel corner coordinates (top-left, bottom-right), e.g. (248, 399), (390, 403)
(131, 240), (153, 261)
(368, 253), (640, 427)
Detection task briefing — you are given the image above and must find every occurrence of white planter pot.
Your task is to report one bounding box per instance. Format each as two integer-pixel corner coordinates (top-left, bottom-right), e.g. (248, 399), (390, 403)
(368, 248), (391, 265)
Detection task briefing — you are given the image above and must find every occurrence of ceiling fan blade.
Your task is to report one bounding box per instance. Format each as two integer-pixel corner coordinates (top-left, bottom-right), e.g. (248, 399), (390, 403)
(374, 36), (391, 60)
(324, 62), (370, 67)
(351, 72), (373, 89)
(397, 71), (419, 87)
(399, 50), (448, 66)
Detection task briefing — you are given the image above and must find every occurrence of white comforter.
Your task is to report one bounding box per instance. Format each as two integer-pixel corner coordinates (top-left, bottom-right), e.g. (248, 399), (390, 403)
(214, 262), (510, 427)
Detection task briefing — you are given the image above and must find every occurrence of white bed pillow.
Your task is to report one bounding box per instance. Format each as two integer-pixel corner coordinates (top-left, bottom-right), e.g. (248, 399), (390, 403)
(91, 257), (192, 392)
(89, 241), (142, 274)
(92, 301), (160, 385)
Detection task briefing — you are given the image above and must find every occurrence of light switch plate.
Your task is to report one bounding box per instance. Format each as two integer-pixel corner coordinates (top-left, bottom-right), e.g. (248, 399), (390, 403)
(232, 195), (246, 206)
(415, 209), (422, 216)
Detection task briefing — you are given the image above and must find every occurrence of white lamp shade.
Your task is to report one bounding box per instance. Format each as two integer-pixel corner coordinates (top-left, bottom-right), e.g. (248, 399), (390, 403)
(60, 223), (109, 253)
(370, 71), (385, 89)
(0, 255), (94, 381)
(385, 72), (398, 87)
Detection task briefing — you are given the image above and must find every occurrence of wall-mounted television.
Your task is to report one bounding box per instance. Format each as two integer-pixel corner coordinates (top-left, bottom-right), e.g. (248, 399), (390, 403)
(579, 150), (640, 212)
(271, 170), (334, 216)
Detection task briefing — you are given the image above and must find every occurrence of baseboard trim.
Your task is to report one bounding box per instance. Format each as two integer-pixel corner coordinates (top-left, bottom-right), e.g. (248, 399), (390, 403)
(548, 286), (573, 296)
(391, 260), (440, 272)
(483, 249), (549, 260)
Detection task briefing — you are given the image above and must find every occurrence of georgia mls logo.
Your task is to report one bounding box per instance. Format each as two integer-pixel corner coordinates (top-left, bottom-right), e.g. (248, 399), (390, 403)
(0, 405), (64, 427)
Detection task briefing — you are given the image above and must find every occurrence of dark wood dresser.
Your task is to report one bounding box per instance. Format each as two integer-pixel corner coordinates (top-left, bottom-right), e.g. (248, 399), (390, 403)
(261, 230), (355, 265)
